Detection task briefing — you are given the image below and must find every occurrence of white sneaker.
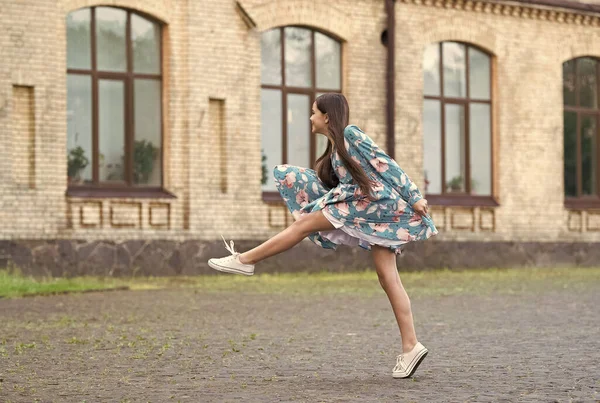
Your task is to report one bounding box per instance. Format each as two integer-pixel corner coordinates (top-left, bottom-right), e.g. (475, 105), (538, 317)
(208, 236), (255, 276)
(392, 342), (428, 379)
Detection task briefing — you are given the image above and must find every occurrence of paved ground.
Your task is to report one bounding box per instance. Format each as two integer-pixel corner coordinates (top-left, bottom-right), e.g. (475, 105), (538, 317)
(1, 271), (599, 402)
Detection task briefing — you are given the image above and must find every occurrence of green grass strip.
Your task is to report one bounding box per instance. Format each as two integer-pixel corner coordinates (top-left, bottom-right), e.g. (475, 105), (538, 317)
(1, 266), (599, 299)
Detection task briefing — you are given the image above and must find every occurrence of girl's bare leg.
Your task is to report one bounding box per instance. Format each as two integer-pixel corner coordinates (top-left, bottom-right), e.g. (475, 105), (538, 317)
(238, 211), (334, 265)
(371, 244), (418, 354)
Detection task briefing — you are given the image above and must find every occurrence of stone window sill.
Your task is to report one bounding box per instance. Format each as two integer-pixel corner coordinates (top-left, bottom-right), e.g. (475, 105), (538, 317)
(263, 192), (500, 208)
(262, 191), (283, 203)
(66, 187), (176, 199)
(425, 194), (499, 207)
(565, 197), (600, 210)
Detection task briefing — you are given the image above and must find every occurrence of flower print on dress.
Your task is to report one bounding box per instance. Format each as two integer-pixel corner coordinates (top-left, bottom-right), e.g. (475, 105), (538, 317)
(296, 189), (309, 208)
(370, 222), (391, 233)
(336, 165), (347, 179)
(335, 202), (351, 217)
(353, 198), (369, 211)
(370, 157), (389, 173)
(279, 171), (297, 188)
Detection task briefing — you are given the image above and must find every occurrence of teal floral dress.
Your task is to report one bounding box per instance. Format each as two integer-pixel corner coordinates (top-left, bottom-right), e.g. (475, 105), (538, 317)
(273, 125), (438, 255)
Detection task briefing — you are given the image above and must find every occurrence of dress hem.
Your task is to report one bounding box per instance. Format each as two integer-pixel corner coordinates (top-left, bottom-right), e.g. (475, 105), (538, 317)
(319, 205), (408, 254)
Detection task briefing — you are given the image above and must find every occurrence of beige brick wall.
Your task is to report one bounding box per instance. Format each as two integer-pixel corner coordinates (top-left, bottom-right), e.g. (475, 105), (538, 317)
(1, 0), (599, 244)
(394, 0), (600, 242)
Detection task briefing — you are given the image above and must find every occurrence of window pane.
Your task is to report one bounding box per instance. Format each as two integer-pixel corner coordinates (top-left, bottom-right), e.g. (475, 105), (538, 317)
(316, 135), (328, 159)
(315, 92), (329, 158)
(96, 7), (127, 72)
(261, 29), (282, 85)
(99, 79), (125, 183)
(578, 58), (598, 109)
(423, 43), (440, 96)
(315, 32), (341, 90)
(423, 100), (442, 194)
(563, 60), (576, 107)
(443, 42), (466, 98)
(67, 74), (93, 184)
(469, 47), (490, 100)
(67, 9), (91, 69)
(261, 89), (282, 191)
(284, 27), (312, 87)
(444, 103), (466, 192)
(564, 111), (577, 197)
(581, 115), (597, 195)
(469, 103), (492, 195)
(134, 79), (161, 186)
(131, 14), (160, 74)
(287, 93), (310, 168)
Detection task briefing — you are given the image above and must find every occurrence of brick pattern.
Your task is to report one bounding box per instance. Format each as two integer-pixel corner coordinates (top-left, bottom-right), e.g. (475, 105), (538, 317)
(11, 85), (35, 189)
(1, 0), (600, 252)
(237, 0), (354, 40)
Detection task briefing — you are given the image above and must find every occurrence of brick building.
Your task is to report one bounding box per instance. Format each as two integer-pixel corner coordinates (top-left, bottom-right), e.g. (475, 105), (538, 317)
(1, 0), (600, 275)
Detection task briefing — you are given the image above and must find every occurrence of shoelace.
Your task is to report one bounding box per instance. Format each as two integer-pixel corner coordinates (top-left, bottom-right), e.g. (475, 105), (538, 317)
(394, 354), (405, 372)
(221, 235), (239, 256)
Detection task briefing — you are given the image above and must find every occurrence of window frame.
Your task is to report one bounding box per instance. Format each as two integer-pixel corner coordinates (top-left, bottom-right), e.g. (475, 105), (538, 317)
(563, 57), (600, 209)
(260, 26), (343, 202)
(66, 6), (171, 199)
(423, 41), (498, 207)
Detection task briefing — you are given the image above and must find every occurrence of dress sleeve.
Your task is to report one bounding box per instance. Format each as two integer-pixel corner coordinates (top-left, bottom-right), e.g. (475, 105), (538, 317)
(343, 125), (424, 207)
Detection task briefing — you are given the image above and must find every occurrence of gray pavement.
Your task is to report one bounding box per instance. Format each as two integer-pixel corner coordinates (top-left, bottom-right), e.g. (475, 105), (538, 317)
(1, 274), (599, 402)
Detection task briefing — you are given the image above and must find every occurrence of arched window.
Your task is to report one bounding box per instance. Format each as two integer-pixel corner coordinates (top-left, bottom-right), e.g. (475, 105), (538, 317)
(422, 42), (494, 204)
(260, 26), (342, 197)
(66, 7), (163, 193)
(563, 57), (600, 206)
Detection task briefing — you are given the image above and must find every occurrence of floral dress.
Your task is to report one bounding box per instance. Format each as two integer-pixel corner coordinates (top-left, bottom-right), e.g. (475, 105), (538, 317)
(273, 124), (438, 255)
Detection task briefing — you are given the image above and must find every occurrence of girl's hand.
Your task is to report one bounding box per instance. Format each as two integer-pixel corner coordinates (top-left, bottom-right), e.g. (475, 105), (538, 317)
(413, 199), (429, 216)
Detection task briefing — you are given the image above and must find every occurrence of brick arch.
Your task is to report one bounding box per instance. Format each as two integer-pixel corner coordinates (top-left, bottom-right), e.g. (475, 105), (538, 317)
(558, 36), (600, 64)
(238, 0), (351, 40)
(60, 0), (171, 24)
(420, 16), (497, 56)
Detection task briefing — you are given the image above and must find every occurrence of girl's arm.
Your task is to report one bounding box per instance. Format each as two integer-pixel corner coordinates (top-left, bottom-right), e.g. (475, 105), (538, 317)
(343, 125), (423, 207)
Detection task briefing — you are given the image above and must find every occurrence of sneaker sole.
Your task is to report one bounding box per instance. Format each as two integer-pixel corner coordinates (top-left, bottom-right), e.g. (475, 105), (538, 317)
(208, 260), (254, 276)
(392, 349), (428, 379)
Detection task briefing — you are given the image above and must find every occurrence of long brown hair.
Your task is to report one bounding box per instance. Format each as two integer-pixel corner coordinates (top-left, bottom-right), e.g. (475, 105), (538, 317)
(314, 93), (376, 199)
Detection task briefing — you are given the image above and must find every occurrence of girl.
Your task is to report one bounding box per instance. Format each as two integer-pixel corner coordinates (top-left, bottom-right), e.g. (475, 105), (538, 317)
(208, 93), (437, 379)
